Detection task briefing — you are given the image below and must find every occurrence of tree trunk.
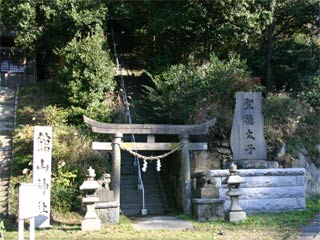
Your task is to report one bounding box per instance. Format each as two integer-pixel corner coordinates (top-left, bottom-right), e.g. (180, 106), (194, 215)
(265, 0), (276, 92)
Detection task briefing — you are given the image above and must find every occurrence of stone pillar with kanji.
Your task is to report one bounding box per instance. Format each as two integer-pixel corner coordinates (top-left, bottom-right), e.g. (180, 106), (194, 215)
(230, 92), (269, 168)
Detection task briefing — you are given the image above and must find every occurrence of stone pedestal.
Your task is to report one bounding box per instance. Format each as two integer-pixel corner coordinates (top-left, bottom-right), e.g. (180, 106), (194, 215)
(81, 197), (101, 231)
(238, 159), (267, 169)
(192, 199), (224, 221)
(192, 171), (224, 221)
(81, 218), (101, 231)
(194, 188), (219, 198)
(226, 211), (246, 222)
(95, 202), (119, 224)
(95, 187), (119, 224)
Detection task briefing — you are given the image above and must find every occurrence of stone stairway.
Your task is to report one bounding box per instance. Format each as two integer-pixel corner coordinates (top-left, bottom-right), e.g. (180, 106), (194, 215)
(120, 151), (166, 216)
(0, 87), (15, 217)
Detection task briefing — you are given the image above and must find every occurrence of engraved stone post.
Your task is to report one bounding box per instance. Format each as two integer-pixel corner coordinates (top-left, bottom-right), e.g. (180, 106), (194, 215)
(112, 133), (122, 217)
(230, 92), (267, 168)
(32, 126), (52, 228)
(179, 134), (192, 215)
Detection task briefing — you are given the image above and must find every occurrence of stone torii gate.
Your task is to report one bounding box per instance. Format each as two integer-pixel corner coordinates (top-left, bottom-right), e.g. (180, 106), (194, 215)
(84, 116), (216, 216)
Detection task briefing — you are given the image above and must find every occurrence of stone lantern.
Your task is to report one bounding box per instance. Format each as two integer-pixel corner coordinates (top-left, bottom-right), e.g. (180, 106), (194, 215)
(223, 163), (246, 222)
(79, 166), (101, 231)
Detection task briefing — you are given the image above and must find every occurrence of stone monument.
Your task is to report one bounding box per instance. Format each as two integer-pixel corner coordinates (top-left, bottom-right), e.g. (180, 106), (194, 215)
(230, 92), (268, 168)
(32, 126), (53, 228)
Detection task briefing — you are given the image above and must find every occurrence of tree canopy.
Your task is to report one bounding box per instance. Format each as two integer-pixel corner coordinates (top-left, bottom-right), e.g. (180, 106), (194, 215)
(1, 0), (319, 118)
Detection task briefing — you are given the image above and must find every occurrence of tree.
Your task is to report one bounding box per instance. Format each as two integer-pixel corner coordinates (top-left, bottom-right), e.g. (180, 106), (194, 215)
(1, 0), (116, 123)
(109, 0), (270, 72)
(263, 0), (319, 92)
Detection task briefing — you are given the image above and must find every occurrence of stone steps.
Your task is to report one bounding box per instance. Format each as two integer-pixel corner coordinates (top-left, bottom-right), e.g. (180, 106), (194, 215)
(0, 87), (16, 216)
(120, 151), (166, 216)
(122, 208), (165, 216)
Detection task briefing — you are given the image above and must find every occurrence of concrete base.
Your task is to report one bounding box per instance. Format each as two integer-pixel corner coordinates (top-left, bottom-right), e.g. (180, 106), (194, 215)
(193, 198), (224, 221)
(96, 201), (119, 224)
(194, 188), (219, 198)
(192, 168), (306, 213)
(239, 159), (267, 169)
(131, 216), (193, 230)
(81, 218), (101, 231)
(226, 211), (246, 222)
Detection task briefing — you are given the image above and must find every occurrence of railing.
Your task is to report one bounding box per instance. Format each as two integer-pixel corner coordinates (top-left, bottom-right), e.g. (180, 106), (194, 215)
(110, 24), (146, 214)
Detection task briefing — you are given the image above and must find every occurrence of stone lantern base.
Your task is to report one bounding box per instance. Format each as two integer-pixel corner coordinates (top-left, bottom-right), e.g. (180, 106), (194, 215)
(81, 218), (101, 231)
(226, 211), (246, 222)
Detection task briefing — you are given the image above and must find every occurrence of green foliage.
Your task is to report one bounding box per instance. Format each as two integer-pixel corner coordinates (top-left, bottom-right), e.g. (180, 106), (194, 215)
(57, 27), (115, 123)
(272, 36), (319, 91)
(12, 85), (112, 214)
(0, 220), (5, 231)
(263, 92), (320, 160)
(51, 163), (80, 213)
(113, 0), (270, 71)
(299, 73), (320, 109)
(42, 105), (69, 126)
(143, 54), (261, 124)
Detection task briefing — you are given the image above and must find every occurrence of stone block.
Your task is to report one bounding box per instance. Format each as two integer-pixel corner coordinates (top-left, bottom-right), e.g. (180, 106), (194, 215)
(221, 186), (305, 200)
(226, 211), (246, 222)
(239, 159), (267, 169)
(296, 176), (305, 186)
(194, 188), (220, 198)
(224, 198), (306, 212)
(195, 168), (307, 214)
(267, 161), (279, 168)
(241, 176), (297, 188)
(192, 198), (224, 222)
(95, 189), (114, 202)
(96, 207), (119, 224)
(81, 218), (101, 231)
(96, 201), (119, 224)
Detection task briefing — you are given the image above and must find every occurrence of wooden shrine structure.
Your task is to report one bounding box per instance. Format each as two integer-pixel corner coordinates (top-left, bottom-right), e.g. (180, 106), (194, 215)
(84, 116), (216, 215)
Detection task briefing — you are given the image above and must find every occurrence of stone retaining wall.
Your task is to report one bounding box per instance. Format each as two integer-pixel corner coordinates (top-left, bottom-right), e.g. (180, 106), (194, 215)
(192, 168), (306, 213)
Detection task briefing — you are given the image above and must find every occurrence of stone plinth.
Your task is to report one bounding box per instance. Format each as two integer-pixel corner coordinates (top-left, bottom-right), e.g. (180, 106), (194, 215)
(226, 211), (246, 222)
(192, 168), (306, 213)
(194, 188), (219, 198)
(192, 199), (224, 221)
(239, 159), (267, 169)
(95, 201), (119, 224)
(81, 218), (101, 231)
(95, 188), (119, 224)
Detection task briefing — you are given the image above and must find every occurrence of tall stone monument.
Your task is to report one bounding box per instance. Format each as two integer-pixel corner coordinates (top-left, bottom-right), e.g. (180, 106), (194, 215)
(32, 126), (53, 228)
(230, 92), (267, 168)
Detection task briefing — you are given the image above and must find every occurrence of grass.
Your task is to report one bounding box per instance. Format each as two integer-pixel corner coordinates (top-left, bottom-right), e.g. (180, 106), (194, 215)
(1, 197), (319, 240)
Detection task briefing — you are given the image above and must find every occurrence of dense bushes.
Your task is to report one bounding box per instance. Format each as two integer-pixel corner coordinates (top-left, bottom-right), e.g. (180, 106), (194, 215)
(143, 54), (262, 125)
(56, 28), (116, 123)
(11, 84), (114, 214)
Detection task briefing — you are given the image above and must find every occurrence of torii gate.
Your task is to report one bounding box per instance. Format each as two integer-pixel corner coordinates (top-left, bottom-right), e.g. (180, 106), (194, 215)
(84, 116), (216, 216)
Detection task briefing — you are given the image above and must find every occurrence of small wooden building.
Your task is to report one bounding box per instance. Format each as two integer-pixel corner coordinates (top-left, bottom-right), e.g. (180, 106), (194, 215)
(0, 31), (36, 88)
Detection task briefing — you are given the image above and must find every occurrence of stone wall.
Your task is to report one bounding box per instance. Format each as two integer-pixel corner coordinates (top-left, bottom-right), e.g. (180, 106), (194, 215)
(192, 168), (306, 213)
